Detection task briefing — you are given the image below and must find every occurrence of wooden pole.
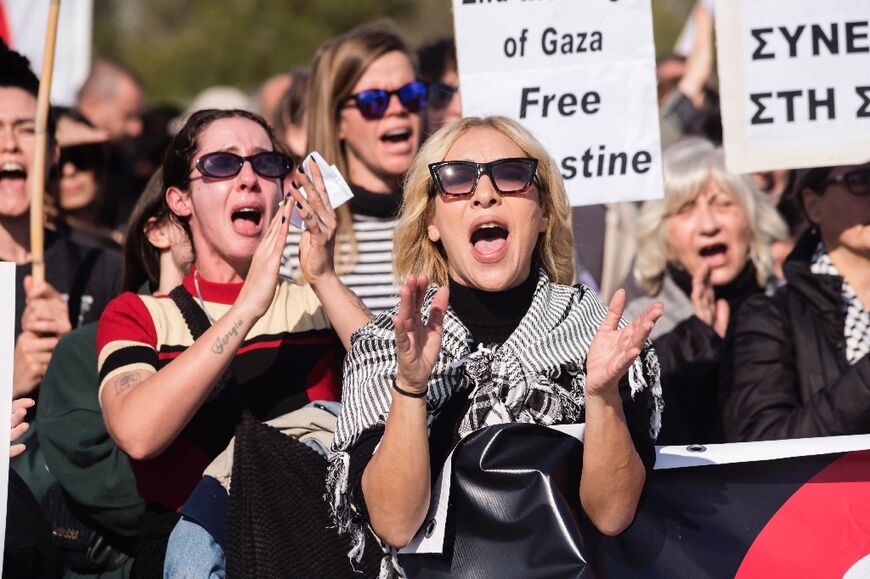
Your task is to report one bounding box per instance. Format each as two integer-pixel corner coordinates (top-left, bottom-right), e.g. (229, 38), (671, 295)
(28, 0), (62, 285)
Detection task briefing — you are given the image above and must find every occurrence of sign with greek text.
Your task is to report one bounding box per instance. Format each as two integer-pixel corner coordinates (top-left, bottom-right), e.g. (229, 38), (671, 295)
(452, 0), (664, 206)
(716, 0), (870, 173)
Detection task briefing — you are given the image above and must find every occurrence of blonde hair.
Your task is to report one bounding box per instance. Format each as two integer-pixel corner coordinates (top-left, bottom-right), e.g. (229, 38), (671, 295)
(306, 21), (415, 274)
(634, 137), (788, 295)
(394, 116), (574, 286)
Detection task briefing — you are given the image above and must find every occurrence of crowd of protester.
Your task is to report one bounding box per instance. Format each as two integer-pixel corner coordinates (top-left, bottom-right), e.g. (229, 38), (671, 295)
(3, 5), (869, 578)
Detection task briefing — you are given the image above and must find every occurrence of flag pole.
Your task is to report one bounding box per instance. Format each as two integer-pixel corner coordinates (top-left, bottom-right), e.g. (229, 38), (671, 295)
(28, 0), (61, 285)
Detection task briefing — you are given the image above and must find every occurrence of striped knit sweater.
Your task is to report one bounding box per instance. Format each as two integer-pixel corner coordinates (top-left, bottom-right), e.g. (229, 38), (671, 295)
(281, 185), (400, 314)
(96, 268), (342, 510)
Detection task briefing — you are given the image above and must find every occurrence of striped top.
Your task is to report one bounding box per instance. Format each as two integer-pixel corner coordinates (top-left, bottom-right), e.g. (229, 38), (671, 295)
(281, 186), (401, 315)
(96, 268), (342, 510)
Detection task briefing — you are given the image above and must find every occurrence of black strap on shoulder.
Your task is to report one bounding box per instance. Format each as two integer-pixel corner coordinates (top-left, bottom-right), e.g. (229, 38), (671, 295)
(168, 284), (240, 398)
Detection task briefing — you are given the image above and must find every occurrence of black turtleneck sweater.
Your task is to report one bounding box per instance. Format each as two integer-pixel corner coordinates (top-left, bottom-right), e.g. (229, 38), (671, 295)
(346, 272), (539, 518)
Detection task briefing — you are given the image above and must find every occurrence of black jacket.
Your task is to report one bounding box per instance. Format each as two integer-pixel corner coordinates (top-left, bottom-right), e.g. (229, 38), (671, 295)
(721, 230), (870, 441)
(650, 264), (763, 445)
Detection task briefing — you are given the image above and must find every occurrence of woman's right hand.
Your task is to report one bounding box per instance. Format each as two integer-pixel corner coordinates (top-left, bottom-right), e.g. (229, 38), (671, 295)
(691, 262), (729, 338)
(237, 195), (293, 319)
(10, 397), (34, 458)
(393, 274), (449, 393)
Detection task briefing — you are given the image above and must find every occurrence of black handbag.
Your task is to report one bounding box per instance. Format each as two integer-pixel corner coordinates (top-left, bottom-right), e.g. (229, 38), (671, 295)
(399, 423), (596, 579)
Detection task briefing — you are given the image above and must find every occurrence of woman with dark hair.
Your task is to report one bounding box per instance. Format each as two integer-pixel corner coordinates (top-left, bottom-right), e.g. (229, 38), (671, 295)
(120, 168), (191, 293)
(96, 108), (367, 573)
(54, 107), (122, 248)
(417, 37), (461, 135)
(273, 67), (310, 164)
(722, 162), (870, 441)
(282, 22), (427, 313)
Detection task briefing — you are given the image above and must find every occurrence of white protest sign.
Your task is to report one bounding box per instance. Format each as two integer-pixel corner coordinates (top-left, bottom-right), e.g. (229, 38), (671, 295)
(716, 0), (870, 174)
(452, 0), (664, 207)
(0, 263), (16, 569)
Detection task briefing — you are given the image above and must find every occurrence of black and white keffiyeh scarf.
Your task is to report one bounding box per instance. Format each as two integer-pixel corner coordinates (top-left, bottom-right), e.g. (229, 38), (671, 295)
(327, 269), (663, 575)
(811, 242), (870, 365)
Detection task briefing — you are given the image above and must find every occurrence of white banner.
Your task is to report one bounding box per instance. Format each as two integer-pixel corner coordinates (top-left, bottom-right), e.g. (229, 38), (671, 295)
(452, 0), (664, 207)
(0, 262), (16, 569)
(3, 0), (93, 107)
(716, 0), (870, 174)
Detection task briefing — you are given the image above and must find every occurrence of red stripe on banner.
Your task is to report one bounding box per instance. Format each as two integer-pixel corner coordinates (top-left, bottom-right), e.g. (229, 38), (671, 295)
(0, 1), (11, 46)
(736, 449), (870, 579)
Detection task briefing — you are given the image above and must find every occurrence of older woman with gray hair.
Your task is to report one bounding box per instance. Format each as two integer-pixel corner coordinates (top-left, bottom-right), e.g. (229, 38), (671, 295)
(625, 137), (787, 444)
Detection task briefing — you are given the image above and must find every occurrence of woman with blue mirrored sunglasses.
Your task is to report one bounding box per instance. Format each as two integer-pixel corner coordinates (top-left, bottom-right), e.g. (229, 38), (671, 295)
(282, 24), (425, 316)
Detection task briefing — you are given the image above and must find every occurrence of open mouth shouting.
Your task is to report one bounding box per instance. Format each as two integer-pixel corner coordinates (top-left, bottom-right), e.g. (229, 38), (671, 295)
(698, 242), (729, 269)
(469, 218), (510, 263)
(0, 161), (27, 197)
(379, 126), (415, 154)
(230, 204), (264, 237)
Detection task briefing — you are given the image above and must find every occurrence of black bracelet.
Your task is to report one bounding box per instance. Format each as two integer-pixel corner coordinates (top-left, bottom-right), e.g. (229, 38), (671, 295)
(392, 381), (428, 398)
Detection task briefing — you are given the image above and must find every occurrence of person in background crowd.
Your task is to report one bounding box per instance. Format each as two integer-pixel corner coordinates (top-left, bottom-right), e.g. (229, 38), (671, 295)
(53, 107), (122, 248)
(33, 170), (189, 578)
(625, 138), (787, 444)
(77, 60), (144, 144)
(96, 108), (367, 575)
(722, 162), (870, 441)
(329, 116), (663, 571)
(1, 48), (121, 506)
(283, 22), (427, 313)
(6, 397), (63, 579)
(658, 1), (721, 149)
(125, 104), (182, 228)
(273, 67), (310, 164)
(254, 72), (292, 126)
(168, 86), (251, 135)
(417, 37), (461, 136)
(77, 59), (147, 237)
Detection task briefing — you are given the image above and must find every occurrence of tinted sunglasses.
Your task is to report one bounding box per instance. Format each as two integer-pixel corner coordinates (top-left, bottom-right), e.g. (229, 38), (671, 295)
(195, 151), (293, 180)
(824, 168), (870, 196)
(428, 81), (459, 110)
(429, 158), (538, 198)
(343, 81), (428, 120)
(59, 144), (104, 173)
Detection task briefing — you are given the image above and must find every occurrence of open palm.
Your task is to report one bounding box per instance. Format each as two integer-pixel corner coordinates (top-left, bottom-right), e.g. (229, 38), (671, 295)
(393, 274), (449, 394)
(586, 290), (663, 397)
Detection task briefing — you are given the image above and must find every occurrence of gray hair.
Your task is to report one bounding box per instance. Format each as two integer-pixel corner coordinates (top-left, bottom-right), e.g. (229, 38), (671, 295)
(634, 138), (788, 295)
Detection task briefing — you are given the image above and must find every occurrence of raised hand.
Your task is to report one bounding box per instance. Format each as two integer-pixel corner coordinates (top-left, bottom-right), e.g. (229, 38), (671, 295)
(21, 276), (72, 338)
(236, 193), (293, 319)
(287, 161), (338, 286)
(10, 397), (35, 458)
(690, 262), (729, 338)
(585, 289), (663, 398)
(393, 274), (449, 394)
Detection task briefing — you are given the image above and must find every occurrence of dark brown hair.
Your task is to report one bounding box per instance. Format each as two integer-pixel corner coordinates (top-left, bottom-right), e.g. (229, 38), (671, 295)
(121, 168), (171, 292)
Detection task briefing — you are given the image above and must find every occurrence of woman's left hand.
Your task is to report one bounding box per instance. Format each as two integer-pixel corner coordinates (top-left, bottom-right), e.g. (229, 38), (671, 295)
(10, 397), (35, 458)
(287, 161), (337, 286)
(585, 289), (663, 398)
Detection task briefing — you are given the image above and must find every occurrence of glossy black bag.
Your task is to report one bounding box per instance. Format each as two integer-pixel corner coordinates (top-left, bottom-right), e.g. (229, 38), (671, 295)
(399, 423), (596, 579)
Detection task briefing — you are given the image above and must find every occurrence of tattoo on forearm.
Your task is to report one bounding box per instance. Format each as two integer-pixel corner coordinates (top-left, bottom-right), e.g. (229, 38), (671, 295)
(114, 372), (143, 395)
(212, 319), (245, 354)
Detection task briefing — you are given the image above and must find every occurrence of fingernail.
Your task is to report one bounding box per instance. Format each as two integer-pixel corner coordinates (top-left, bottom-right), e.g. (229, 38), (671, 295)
(291, 179), (299, 188)
(298, 166), (305, 174)
(281, 216), (286, 224)
(296, 202), (303, 209)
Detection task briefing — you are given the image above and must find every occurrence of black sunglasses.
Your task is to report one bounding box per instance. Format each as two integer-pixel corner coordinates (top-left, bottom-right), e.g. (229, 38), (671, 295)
(195, 151), (293, 180)
(429, 158), (538, 198)
(59, 144), (104, 173)
(823, 168), (870, 196)
(428, 82), (459, 110)
(343, 81), (429, 120)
